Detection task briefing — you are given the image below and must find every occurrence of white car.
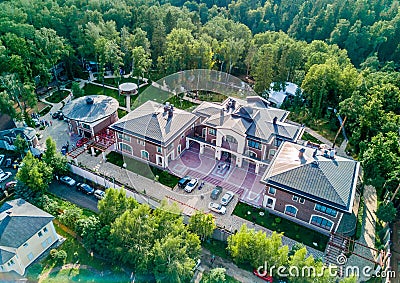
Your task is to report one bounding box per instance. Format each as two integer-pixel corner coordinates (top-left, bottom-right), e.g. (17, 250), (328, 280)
(0, 172), (12, 183)
(221, 191), (235, 206)
(208, 202), (227, 214)
(94, 189), (105, 200)
(184, 178), (198, 193)
(60, 176), (76, 187)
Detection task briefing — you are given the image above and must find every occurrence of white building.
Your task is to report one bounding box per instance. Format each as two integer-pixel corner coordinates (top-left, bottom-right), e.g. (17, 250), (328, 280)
(268, 82), (300, 108)
(0, 199), (59, 275)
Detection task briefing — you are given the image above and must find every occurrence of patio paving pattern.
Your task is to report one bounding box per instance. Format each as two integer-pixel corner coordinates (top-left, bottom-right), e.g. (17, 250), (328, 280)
(168, 144), (267, 207)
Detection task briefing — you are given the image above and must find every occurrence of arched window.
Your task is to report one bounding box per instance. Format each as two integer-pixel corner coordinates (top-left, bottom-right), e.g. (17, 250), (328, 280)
(141, 150), (149, 160)
(284, 205), (298, 217)
(225, 135), (238, 144)
(310, 215), (333, 231)
(119, 142), (132, 154)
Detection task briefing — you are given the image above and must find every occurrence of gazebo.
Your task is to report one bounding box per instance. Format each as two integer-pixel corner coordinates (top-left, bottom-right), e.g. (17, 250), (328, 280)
(119, 82), (138, 112)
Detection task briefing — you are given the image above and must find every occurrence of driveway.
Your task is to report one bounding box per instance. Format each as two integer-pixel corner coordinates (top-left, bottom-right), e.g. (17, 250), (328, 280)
(168, 144), (267, 207)
(48, 178), (99, 212)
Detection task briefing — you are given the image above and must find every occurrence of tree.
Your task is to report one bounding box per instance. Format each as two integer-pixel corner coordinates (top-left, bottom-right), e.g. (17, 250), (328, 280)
(59, 204), (83, 229)
(339, 275), (357, 283)
(131, 46), (152, 84)
(98, 187), (138, 224)
(71, 81), (84, 97)
(42, 137), (68, 176)
(15, 151), (53, 202)
(203, 268), (226, 283)
(376, 202), (397, 223)
(253, 44), (275, 93)
(189, 211), (216, 241)
(14, 134), (28, 158)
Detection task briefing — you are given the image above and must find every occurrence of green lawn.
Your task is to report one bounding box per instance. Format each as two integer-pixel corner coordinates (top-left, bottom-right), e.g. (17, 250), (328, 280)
(103, 76), (144, 87)
(82, 83), (126, 107)
(46, 90), (70, 103)
(233, 202), (329, 252)
(202, 239), (231, 260)
(166, 95), (197, 110)
(117, 109), (127, 119)
(106, 151), (180, 188)
(26, 222), (126, 282)
(42, 268), (129, 283)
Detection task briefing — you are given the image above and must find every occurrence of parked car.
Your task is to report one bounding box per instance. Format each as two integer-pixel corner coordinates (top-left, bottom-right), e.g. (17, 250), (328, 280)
(192, 259), (201, 271)
(60, 176), (76, 186)
(178, 175), (191, 189)
(52, 111), (61, 119)
(32, 118), (41, 127)
(76, 137), (88, 148)
(208, 202), (227, 214)
(210, 186), (223, 200)
(94, 189), (105, 200)
(221, 191), (235, 206)
(0, 172), (12, 182)
(76, 183), (95, 195)
(184, 178), (198, 193)
(4, 158), (12, 168)
(58, 112), (64, 120)
(5, 181), (17, 192)
(253, 269), (273, 282)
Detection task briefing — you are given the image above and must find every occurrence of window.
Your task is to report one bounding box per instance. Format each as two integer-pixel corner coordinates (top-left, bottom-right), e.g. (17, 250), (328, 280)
(177, 144), (182, 155)
(299, 198), (305, 204)
(269, 149), (276, 157)
(118, 133), (131, 142)
(310, 215), (333, 231)
(266, 198), (274, 207)
(268, 187), (276, 195)
(167, 143), (174, 151)
(137, 139), (145, 145)
(208, 128), (216, 136)
(27, 253), (34, 261)
(43, 227), (48, 233)
(315, 204), (338, 217)
(119, 143), (132, 154)
(284, 205), (298, 217)
(247, 140), (261, 150)
(141, 150), (149, 160)
(7, 260), (14, 266)
(157, 146), (162, 153)
(23, 243), (29, 248)
(274, 139), (282, 147)
(38, 231), (43, 238)
(41, 240), (48, 248)
(82, 123), (90, 130)
(225, 135), (237, 144)
(292, 195), (298, 202)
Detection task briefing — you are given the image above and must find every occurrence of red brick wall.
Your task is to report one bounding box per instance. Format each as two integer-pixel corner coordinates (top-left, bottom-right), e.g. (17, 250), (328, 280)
(265, 186), (342, 233)
(93, 112), (118, 134)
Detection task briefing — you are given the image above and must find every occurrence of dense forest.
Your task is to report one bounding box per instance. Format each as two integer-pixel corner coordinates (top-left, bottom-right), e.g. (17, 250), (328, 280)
(0, 0), (399, 197)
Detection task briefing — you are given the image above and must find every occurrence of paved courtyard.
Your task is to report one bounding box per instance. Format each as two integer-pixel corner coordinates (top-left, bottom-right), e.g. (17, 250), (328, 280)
(168, 143), (267, 207)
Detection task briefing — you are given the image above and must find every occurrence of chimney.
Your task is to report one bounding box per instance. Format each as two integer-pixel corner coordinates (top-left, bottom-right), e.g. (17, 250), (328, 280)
(313, 149), (318, 158)
(273, 117), (278, 124)
(86, 97), (94, 104)
(298, 148), (305, 158)
(329, 149), (335, 159)
(220, 108), (224, 126)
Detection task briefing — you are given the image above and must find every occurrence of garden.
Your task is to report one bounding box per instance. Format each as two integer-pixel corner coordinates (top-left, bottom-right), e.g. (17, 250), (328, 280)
(46, 90), (71, 103)
(106, 151), (180, 188)
(233, 202), (329, 251)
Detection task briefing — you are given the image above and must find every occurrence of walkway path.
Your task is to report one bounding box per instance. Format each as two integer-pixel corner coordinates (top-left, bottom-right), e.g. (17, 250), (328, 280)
(345, 185), (377, 282)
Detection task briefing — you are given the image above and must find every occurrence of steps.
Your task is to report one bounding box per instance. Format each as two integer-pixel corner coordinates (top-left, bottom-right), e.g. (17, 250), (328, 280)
(325, 233), (350, 277)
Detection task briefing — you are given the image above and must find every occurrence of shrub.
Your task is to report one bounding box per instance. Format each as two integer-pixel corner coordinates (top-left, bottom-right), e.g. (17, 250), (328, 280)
(56, 250), (67, 261)
(50, 249), (58, 259)
(274, 218), (281, 224)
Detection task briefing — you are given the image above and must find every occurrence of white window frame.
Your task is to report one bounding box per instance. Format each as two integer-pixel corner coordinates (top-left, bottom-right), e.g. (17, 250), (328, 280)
(284, 205), (298, 217)
(141, 150), (149, 160)
(157, 146), (162, 153)
(177, 144), (182, 155)
(119, 142), (133, 154)
(309, 214), (334, 231)
(314, 204), (338, 218)
(38, 231), (43, 238)
(299, 198), (305, 204)
(292, 195), (299, 202)
(118, 133), (131, 142)
(268, 187), (276, 195)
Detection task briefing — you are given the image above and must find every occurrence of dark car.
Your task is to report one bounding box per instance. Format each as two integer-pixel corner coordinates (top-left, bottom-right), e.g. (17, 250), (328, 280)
(76, 183), (95, 195)
(5, 181), (17, 193)
(52, 111), (60, 119)
(178, 175), (191, 189)
(58, 112), (64, 120)
(211, 186), (223, 200)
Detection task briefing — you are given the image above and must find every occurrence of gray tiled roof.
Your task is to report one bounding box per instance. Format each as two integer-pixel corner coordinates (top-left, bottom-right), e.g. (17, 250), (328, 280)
(63, 95), (119, 123)
(0, 247), (15, 265)
(194, 97), (301, 142)
(262, 142), (359, 212)
(110, 101), (198, 146)
(0, 199), (54, 254)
